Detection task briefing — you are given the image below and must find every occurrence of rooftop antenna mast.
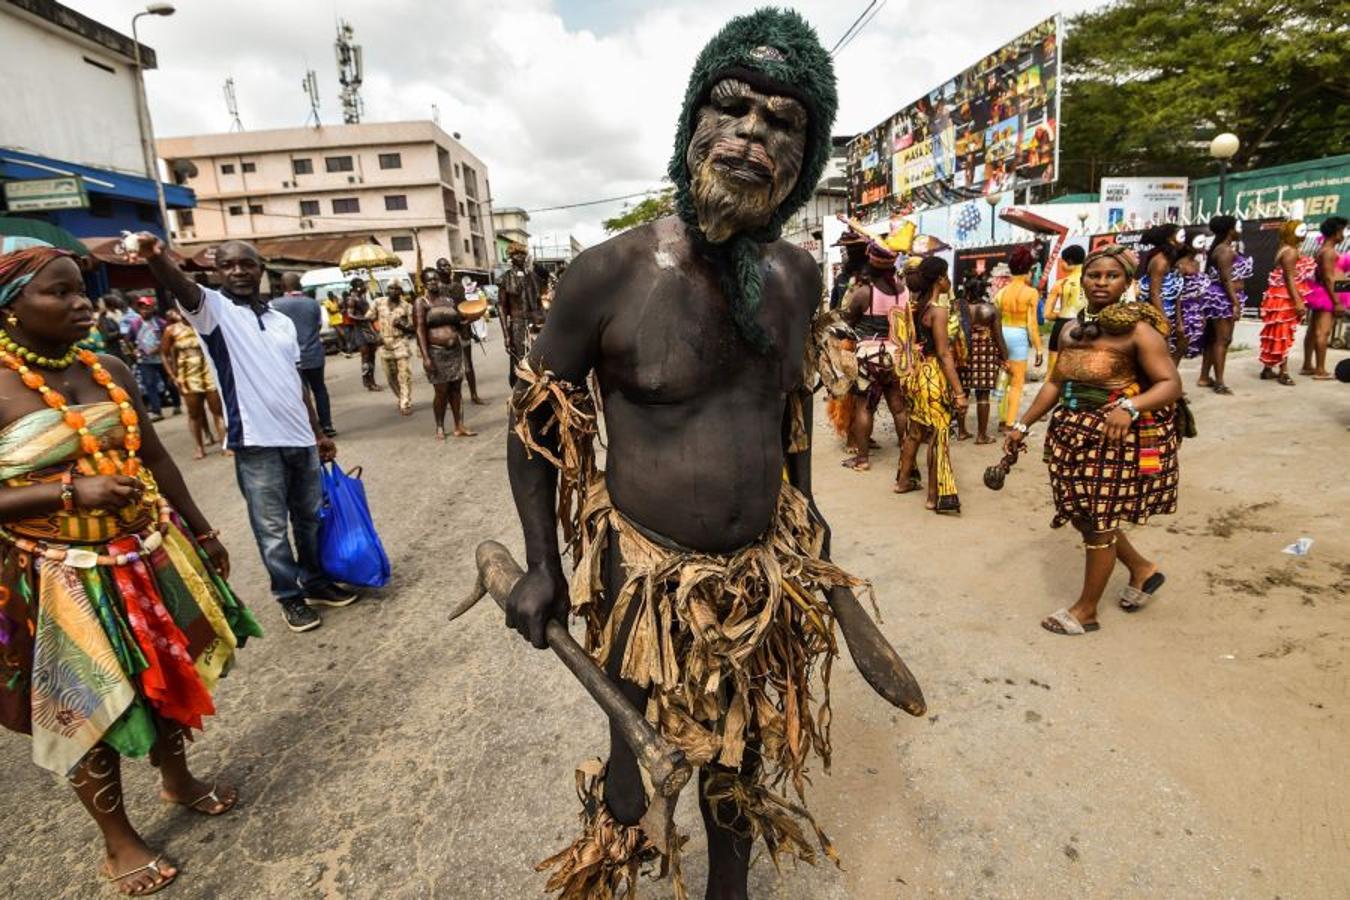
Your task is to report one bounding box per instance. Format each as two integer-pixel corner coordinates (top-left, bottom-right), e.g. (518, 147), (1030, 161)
(223, 77), (244, 131)
(431, 103), (440, 125)
(303, 69), (321, 127)
(335, 19), (364, 124)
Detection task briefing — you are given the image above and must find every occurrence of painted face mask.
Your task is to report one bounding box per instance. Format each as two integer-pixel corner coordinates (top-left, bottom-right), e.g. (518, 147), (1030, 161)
(668, 9), (838, 352)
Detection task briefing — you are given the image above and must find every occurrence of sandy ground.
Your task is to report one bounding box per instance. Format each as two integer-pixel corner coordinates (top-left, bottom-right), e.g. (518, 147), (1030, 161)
(0, 323), (1346, 900)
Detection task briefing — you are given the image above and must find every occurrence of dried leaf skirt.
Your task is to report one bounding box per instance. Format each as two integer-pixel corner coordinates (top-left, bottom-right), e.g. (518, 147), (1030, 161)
(540, 478), (861, 898)
(510, 365), (867, 897)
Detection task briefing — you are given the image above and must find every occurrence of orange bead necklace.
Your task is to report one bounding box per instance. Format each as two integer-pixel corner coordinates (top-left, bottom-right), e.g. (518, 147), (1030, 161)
(0, 347), (142, 476)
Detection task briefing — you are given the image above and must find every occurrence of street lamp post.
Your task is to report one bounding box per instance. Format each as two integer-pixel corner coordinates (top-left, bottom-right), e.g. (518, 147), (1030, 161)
(985, 192), (1002, 243)
(1209, 132), (1240, 214)
(131, 3), (175, 247)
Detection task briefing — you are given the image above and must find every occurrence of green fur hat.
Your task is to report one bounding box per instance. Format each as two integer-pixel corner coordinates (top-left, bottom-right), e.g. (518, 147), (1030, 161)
(667, 8), (838, 351)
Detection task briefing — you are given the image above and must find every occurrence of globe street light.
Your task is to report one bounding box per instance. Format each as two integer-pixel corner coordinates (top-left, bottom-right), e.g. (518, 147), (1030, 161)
(985, 192), (1002, 243)
(131, 3), (176, 246)
(1209, 132), (1240, 214)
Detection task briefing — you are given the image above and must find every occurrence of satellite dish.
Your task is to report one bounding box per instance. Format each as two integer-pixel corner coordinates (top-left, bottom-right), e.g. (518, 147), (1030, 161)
(170, 158), (199, 180)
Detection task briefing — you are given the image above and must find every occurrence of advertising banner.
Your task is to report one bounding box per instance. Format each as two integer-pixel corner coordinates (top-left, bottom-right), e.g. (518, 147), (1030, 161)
(1190, 154), (1350, 224)
(847, 15), (1061, 221)
(1098, 177), (1189, 231)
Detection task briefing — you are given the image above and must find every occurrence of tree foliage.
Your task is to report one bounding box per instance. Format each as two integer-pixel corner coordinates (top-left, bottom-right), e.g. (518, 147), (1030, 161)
(602, 187), (676, 234)
(1056, 0), (1349, 193)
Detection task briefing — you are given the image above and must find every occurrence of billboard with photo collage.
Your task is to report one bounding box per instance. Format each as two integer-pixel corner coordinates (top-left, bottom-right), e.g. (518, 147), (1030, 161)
(847, 16), (1062, 222)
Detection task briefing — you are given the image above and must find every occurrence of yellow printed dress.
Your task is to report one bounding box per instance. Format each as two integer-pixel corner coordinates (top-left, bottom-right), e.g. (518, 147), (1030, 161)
(0, 402), (260, 775)
(166, 322), (216, 395)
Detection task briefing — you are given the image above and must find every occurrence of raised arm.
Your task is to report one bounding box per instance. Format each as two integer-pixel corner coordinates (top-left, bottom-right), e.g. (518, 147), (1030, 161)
(505, 251), (607, 648)
(132, 233), (202, 312)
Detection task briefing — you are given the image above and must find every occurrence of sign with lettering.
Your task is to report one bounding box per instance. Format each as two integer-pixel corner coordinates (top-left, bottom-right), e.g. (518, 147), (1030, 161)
(2, 177), (89, 212)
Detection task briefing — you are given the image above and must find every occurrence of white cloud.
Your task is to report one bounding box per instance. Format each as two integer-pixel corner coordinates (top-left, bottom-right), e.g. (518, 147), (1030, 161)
(63, 0), (1101, 249)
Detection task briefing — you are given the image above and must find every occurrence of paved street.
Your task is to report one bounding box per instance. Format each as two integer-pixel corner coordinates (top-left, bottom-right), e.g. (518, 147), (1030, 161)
(0, 333), (1346, 900)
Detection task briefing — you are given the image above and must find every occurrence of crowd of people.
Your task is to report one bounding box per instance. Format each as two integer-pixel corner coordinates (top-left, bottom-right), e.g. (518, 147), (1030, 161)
(819, 211), (1347, 637)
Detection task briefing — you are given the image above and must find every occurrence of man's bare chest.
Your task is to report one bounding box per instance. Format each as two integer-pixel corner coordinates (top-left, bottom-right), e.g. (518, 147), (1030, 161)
(597, 273), (803, 405)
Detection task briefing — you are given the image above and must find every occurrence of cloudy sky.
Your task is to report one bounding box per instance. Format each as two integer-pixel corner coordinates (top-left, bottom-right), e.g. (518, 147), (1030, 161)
(67, 0), (1101, 248)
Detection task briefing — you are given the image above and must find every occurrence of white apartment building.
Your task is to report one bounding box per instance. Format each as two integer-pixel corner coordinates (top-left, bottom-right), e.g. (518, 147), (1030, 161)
(158, 121), (496, 273)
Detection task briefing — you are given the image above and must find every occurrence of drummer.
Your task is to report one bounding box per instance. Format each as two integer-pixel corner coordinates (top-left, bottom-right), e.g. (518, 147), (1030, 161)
(414, 266), (477, 439)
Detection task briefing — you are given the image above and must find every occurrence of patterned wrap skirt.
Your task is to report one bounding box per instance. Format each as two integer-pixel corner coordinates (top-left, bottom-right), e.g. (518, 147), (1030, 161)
(0, 404), (260, 774)
(1044, 384), (1179, 532)
(966, 326), (1002, 391)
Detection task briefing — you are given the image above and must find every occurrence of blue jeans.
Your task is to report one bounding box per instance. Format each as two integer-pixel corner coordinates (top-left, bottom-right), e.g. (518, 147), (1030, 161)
(137, 361), (174, 415)
(233, 446), (331, 603)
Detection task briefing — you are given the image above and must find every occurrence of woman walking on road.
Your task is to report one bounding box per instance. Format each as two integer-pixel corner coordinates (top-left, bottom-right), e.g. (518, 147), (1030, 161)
(895, 256), (968, 513)
(1004, 244), (1181, 636)
(996, 245), (1043, 429)
(414, 267), (476, 440)
(1197, 216), (1251, 394)
(0, 239), (261, 896)
(1300, 216), (1349, 380)
(1259, 220), (1312, 385)
(161, 308), (227, 458)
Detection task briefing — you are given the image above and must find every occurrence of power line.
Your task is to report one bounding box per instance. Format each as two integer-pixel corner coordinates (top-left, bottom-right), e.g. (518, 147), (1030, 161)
(831, 0), (877, 54)
(833, 0), (887, 57)
(181, 187), (668, 227)
(523, 188), (666, 214)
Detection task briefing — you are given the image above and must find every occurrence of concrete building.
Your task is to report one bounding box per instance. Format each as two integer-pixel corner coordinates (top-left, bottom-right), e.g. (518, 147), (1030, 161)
(781, 135), (850, 271)
(492, 206), (530, 265)
(0, 0), (194, 245)
(157, 121), (497, 274)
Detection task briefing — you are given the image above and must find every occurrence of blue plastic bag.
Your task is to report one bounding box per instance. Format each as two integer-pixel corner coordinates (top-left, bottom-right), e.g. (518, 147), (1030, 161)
(318, 463), (391, 587)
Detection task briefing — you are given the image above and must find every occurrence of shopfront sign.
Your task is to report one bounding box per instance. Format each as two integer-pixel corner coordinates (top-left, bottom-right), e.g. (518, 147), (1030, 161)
(3, 176), (89, 212)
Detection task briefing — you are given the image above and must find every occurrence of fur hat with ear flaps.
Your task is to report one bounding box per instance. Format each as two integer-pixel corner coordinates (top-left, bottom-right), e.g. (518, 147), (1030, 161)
(667, 7), (838, 352)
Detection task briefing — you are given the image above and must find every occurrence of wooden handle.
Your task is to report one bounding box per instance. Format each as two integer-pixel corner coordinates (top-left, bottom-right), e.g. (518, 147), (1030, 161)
(473, 541), (691, 798)
(828, 586), (927, 717)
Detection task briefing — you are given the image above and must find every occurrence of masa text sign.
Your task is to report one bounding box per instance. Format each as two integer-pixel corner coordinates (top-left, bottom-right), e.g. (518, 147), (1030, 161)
(3, 177), (89, 212)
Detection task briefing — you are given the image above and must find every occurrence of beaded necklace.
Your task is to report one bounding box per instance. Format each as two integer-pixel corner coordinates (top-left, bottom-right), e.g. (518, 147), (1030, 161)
(0, 346), (142, 476)
(0, 330), (79, 369)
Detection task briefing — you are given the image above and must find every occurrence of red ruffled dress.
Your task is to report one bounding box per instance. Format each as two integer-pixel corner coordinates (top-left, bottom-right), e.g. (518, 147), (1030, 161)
(1259, 256), (1314, 368)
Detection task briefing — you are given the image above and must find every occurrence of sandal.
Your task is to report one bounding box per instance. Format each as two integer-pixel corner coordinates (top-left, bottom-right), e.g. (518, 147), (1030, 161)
(103, 855), (176, 896)
(934, 496), (962, 515)
(1312, 373), (1333, 381)
(1276, 373), (1296, 386)
(1041, 608), (1099, 636)
(163, 783), (238, 816)
(1119, 571), (1165, 612)
(1212, 383), (1233, 395)
(841, 455), (871, 471)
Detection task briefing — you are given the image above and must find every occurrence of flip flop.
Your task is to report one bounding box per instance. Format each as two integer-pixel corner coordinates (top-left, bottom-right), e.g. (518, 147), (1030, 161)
(1119, 572), (1165, 612)
(1041, 608), (1099, 636)
(1212, 384), (1234, 395)
(103, 855), (176, 896)
(1276, 373), (1296, 386)
(163, 783), (238, 816)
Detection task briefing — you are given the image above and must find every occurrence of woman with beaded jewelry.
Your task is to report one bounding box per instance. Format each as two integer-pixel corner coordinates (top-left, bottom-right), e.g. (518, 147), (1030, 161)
(1197, 215), (1252, 394)
(0, 240), (261, 896)
(1004, 245), (1181, 636)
